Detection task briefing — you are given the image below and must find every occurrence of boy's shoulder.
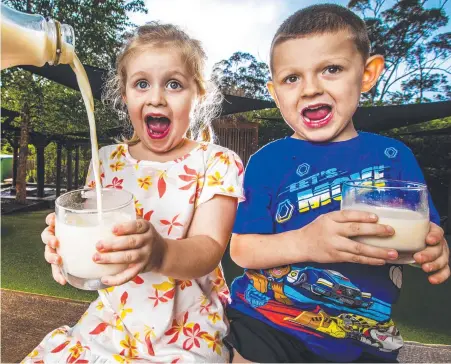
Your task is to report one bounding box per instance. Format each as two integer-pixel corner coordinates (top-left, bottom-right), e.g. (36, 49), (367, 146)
(250, 137), (293, 162)
(358, 132), (413, 154)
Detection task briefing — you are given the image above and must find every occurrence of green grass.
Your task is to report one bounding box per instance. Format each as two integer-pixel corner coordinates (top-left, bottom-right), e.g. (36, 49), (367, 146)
(1, 209), (96, 301)
(2, 210), (451, 344)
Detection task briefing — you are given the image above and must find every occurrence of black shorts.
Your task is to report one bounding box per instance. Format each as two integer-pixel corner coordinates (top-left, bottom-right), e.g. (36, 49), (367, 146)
(224, 307), (397, 363)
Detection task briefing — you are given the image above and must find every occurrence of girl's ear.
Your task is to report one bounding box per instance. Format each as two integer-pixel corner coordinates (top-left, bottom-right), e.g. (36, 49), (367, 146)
(122, 94), (127, 104)
(361, 55), (385, 93)
(267, 81), (280, 108)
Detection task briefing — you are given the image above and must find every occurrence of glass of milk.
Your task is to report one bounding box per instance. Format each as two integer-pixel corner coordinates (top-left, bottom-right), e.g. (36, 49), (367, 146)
(55, 188), (135, 290)
(341, 179), (429, 264)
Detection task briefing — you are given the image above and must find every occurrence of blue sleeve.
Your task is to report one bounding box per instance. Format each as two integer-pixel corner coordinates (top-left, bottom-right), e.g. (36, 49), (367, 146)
(398, 144), (440, 225)
(232, 154), (275, 234)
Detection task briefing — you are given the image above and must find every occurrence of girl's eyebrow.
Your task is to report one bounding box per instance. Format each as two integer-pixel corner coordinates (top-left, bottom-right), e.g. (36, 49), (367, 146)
(128, 69), (189, 81)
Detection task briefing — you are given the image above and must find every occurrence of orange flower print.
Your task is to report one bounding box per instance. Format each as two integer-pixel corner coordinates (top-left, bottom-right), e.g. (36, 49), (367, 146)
(235, 159), (244, 176)
(208, 312), (221, 324)
(113, 354), (132, 364)
(182, 323), (207, 351)
(119, 333), (139, 358)
(214, 151), (231, 165)
(203, 331), (223, 355)
(134, 198), (143, 218)
(207, 171), (224, 187)
(110, 161), (125, 172)
(119, 292), (133, 320)
(137, 176), (152, 190)
(144, 325), (156, 356)
(110, 145), (126, 160)
(106, 176), (123, 189)
(165, 312), (189, 344)
(157, 170), (167, 198)
(176, 279), (193, 290)
(134, 160), (140, 170)
(200, 301), (212, 314)
(87, 180), (96, 188)
(221, 185), (235, 193)
(179, 165), (203, 190)
(66, 341), (90, 363)
(198, 143), (208, 151)
(148, 288), (175, 307)
(160, 214), (183, 235)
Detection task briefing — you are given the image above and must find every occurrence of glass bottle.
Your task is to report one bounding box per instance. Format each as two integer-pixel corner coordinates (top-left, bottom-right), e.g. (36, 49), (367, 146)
(1, 3), (75, 70)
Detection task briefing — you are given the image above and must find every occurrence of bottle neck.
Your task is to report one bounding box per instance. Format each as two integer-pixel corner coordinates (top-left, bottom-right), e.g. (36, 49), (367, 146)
(45, 19), (75, 65)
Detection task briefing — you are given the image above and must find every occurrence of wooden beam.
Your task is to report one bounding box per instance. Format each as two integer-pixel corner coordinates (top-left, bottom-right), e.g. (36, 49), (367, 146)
(56, 143), (62, 197)
(36, 144), (46, 198)
(74, 145), (80, 189)
(66, 145), (73, 192)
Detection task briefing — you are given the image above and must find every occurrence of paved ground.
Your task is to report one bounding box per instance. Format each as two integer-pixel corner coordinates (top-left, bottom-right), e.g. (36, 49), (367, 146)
(1, 289), (450, 363)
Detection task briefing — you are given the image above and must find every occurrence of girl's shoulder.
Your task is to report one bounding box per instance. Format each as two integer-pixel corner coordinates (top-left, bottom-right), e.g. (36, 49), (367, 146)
(196, 142), (241, 159)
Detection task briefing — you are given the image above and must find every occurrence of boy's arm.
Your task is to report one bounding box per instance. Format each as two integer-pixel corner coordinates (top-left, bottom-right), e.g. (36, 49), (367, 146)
(231, 210), (399, 269)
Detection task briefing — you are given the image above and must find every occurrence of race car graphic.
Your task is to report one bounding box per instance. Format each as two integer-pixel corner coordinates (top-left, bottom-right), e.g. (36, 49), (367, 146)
(283, 310), (403, 352)
(285, 268), (373, 308)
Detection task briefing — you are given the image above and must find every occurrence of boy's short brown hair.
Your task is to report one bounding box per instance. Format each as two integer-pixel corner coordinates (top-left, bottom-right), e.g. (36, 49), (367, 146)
(270, 4), (370, 70)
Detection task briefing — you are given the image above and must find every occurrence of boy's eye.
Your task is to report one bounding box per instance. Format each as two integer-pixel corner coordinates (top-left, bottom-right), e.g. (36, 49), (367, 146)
(324, 65), (342, 75)
(166, 80), (182, 90)
(284, 75), (299, 84)
(136, 80), (149, 89)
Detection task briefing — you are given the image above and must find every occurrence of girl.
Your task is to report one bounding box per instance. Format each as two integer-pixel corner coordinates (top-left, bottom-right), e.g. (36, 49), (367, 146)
(25, 22), (244, 363)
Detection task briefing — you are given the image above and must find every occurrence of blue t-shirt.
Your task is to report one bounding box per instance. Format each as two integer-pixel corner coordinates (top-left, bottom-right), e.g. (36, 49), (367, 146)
(230, 132), (439, 362)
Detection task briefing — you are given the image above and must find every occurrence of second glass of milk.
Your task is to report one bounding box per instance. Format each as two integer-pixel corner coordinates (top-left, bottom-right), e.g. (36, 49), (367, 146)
(341, 179), (429, 264)
(55, 188), (135, 290)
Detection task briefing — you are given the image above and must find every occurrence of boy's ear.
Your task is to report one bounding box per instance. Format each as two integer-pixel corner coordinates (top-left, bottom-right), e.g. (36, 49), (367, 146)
(267, 80), (280, 108)
(361, 55), (385, 93)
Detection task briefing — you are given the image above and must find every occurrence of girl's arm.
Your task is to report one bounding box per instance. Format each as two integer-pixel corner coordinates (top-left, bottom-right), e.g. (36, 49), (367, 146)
(96, 194), (238, 285)
(156, 194), (238, 279)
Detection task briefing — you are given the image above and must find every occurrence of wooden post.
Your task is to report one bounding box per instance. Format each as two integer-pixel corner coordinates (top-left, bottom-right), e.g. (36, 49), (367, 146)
(35, 140), (46, 198)
(66, 144), (73, 191)
(74, 145), (80, 189)
(12, 141), (18, 187)
(56, 143), (62, 197)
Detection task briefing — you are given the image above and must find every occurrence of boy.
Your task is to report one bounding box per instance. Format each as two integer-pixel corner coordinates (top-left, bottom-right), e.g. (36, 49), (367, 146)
(226, 4), (450, 363)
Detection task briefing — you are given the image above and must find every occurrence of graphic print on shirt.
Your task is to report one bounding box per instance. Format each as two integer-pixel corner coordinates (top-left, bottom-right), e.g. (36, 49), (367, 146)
(276, 164), (390, 223)
(239, 264), (403, 352)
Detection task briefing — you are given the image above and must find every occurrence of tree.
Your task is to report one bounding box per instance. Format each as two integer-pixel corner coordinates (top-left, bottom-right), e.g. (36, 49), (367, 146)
(1, 0), (147, 202)
(348, 0), (450, 105)
(212, 52), (271, 100)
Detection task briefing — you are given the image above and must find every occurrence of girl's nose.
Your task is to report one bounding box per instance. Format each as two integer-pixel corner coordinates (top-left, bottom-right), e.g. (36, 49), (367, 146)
(146, 87), (167, 107)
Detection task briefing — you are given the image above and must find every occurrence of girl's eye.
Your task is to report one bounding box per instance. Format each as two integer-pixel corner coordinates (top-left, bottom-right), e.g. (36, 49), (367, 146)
(324, 65), (342, 75)
(136, 80), (149, 89)
(284, 75), (299, 84)
(167, 80), (182, 90)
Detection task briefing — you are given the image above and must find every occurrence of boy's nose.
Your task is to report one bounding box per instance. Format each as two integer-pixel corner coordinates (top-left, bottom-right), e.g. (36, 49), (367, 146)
(300, 76), (323, 98)
(146, 87), (167, 107)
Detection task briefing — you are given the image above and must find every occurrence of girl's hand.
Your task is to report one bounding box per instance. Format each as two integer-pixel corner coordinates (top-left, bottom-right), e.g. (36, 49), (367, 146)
(93, 219), (167, 286)
(41, 213), (66, 285)
(413, 222), (450, 284)
(300, 210), (398, 265)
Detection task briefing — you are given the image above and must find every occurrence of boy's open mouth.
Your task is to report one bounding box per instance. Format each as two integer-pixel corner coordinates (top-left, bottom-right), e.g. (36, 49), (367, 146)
(301, 104), (333, 129)
(145, 114), (171, 139)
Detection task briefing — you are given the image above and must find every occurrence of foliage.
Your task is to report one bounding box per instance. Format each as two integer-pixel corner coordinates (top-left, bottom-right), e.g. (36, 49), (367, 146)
(348, 0), (450, 104)
(212, 52), (271, 100)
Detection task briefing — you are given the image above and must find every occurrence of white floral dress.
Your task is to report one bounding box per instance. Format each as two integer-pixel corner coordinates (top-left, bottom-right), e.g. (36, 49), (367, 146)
(24, 142), (245, 363)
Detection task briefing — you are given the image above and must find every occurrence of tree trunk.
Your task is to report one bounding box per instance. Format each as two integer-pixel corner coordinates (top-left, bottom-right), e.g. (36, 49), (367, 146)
(15, 102), (30, 204)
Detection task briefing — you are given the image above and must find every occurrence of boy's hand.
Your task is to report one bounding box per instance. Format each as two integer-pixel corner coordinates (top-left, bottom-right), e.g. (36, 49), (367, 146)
(93, 219), (167, 286)
(301, 210), (398, 265)
(413, 222), (450, 284)
(41, 212), (67, 285)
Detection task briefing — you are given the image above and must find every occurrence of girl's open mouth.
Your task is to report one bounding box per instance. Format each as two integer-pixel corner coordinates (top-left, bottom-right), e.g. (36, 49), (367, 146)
(301, 104), (333, 129)
(145, 114), (171, 139)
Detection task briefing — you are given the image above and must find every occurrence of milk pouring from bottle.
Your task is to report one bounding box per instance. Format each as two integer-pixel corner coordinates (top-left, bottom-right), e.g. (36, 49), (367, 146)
(1, 3), (102, 215)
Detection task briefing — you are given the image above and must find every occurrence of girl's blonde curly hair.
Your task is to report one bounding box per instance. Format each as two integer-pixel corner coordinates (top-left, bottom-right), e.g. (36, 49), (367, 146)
(103, 22), (221, 144)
